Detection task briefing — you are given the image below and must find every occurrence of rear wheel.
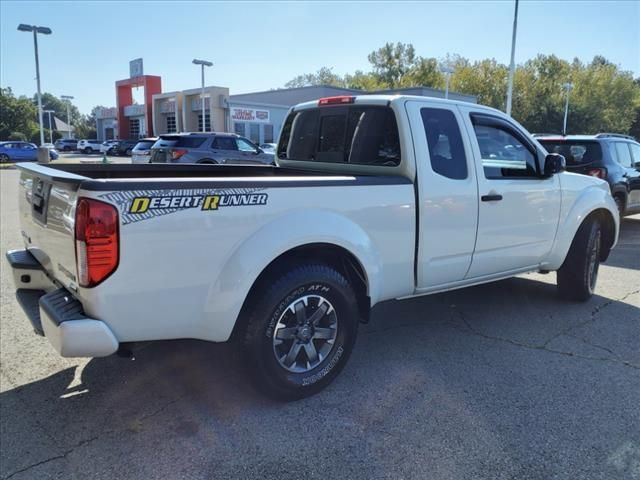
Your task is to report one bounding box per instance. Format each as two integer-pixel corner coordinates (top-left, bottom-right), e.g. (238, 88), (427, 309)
(0, 154), (9, 163)
(241, 263), (359, 400)
(125, 148), (133, 156)
(557, 219), (601, 301)
(83, 147), (92, 154)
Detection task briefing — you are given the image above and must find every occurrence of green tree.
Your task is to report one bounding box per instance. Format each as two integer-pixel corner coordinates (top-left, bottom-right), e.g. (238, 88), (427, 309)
(367, 42), (417, 88)
(284, 67), (346, 88)
(0, 87), (39, 141)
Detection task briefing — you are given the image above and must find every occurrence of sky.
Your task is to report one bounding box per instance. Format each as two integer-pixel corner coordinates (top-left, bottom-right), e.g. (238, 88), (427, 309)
(1, 0), (638, 114)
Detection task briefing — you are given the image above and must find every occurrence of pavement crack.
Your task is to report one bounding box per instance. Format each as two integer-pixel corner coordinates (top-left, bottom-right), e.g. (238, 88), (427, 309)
(2, 435), (100, 480)
(452, 308), (639, 370)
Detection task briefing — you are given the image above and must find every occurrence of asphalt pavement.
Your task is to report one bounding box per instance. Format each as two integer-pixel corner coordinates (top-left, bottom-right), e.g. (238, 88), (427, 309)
(1, 168), (638, 480)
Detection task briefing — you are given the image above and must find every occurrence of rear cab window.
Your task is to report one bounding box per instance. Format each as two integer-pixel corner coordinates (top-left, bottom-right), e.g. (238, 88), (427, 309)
(538, 139), (603, 166)
(153, 136), (206, 149)
(278, 104), (401, 167)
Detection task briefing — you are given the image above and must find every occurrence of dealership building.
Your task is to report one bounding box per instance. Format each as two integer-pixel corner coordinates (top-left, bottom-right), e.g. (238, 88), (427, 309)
(96, 67), (476, 143)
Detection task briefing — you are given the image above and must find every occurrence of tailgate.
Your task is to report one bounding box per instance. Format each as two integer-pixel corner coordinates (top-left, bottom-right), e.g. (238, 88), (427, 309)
(16, 163), (86, 290)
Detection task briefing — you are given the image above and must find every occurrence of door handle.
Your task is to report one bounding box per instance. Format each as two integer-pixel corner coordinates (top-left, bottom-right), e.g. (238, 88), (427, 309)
(481, 194), (503, 202)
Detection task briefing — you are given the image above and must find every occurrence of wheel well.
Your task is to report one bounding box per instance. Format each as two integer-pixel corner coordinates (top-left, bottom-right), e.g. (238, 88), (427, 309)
(230, 243), (371, 342)
(197, 159), (216, 164)
(585, 208), (616, 262)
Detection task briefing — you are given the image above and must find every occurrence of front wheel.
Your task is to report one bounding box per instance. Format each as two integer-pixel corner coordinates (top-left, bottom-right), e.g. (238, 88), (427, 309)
(0, 154), (9, 163)
(83, 147), (92, 154)
(241, 264), (359, 400)
(557, 219), (601, 301)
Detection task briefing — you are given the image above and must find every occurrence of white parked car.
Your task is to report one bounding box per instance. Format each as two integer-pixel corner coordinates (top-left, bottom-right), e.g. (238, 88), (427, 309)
(259, 143), (277, 154)
(100, 140), (119, 154)
(6, 94), (619, 400)
(77, 139), (103, 154)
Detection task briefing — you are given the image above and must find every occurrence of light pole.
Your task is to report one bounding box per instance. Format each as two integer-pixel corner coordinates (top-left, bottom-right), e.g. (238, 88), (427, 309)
(439, 65), (454, 99)
(192, 59), (213, 132)
(505, 0), (519, 116)
(562, 82), (574, 136)
(61, 95), (74, 138)
(44, 109), (55, 143)
(18, 24), (52, 146)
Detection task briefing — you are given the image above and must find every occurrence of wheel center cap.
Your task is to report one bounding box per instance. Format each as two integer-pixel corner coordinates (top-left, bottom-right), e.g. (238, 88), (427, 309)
(298, 326), (312, 341)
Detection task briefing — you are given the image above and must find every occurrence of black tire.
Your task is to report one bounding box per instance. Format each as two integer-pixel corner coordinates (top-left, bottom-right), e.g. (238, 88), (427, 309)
(83, 147), (92, 154)
(557, 218), (602, 301)
(241, 263), (359, 401)
(125, 148), (132, 156)
(0, 154), (9, 163)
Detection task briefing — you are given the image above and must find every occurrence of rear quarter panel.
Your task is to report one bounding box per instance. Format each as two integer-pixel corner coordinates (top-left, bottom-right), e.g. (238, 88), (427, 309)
(78, 180), (416, 343)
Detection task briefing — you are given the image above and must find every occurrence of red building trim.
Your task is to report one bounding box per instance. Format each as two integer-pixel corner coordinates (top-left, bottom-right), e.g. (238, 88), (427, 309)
(115, 75), (162, 138)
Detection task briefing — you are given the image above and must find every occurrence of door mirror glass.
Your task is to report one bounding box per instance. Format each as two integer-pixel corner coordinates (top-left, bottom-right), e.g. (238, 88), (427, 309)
(544, 153), (566, 176)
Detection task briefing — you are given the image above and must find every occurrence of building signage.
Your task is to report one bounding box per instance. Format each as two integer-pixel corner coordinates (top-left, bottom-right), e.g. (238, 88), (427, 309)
(129, 58), (144, 78)
(231, 107), (270, 123)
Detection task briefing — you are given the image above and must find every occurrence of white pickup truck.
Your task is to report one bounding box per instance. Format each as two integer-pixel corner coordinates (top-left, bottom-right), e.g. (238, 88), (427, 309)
(6, 94), (619, 400)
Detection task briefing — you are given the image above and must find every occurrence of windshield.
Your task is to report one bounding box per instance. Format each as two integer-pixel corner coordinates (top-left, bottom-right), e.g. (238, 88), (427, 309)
(539, 140), (603, 165)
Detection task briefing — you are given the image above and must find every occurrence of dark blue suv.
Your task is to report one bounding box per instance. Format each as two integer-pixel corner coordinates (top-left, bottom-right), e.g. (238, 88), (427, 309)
(538, 133), (640, 216)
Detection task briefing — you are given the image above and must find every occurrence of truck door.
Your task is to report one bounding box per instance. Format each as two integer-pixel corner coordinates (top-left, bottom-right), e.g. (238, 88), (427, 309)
(406, 100), (479, 289)
(459, 108), (561, 278)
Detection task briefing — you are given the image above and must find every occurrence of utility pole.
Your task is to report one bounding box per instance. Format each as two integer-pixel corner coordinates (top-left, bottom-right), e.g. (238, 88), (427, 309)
(192, 59), (213, 132)
(505, 0), (519, 116)
(18, 24), (52, 145)
(61, 95), (74, 138)
(44, 110), (55, 143)
(562, 83), (574, 136)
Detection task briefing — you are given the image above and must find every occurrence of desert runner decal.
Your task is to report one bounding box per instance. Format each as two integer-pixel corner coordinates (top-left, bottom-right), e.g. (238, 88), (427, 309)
(99, 188), (268, 225)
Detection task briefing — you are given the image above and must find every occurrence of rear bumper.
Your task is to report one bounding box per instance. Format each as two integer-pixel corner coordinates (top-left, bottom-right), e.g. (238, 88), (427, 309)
(5, 249), (119, 357)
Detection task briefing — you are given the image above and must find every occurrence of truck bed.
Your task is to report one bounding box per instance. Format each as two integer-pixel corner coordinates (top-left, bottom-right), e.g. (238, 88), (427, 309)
(20, 163), (410, 191)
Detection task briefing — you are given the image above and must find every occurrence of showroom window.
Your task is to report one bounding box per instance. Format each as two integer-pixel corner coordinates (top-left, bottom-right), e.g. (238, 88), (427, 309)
(263, 124), (274, 143)
(198, 113), (211, 132)
(166, 115), (176, 133)
(129, 118), (140, 138)
(249, 124), (260, 143)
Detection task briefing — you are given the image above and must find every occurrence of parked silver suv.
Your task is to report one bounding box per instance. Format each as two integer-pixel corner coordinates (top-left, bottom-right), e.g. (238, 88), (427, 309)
(149, 133), (275, 165)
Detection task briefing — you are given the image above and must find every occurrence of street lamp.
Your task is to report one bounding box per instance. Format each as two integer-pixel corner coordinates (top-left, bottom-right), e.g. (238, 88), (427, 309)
(562, 82), (574, 136)
(18, 24), (52, 146)
(44, 109), (55, 143)
(61, 95), (74, 138)
(439, 65), (454, 99)
(505, 0), (520, 116)
(192, 59), (213, 132)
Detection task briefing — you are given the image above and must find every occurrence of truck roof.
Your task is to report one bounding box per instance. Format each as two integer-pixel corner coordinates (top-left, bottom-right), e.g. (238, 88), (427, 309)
(292, 94), (503, 117)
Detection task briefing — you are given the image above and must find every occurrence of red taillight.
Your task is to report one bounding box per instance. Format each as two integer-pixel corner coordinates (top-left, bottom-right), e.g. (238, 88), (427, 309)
(75, 198), (119, 287)
(587, 168), (607, 179)
(318, 96), (355, 106)
(171, 149), (187, 160)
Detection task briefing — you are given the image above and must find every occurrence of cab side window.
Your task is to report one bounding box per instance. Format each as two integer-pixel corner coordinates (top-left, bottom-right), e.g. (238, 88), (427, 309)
(420, 108), (467, 180)
(614, 142), (633, 168)
(212, 137), (237, 151)
(629, 143), (640, 167)
(237, 138), (257, 152)
(471, 114), (538, 179)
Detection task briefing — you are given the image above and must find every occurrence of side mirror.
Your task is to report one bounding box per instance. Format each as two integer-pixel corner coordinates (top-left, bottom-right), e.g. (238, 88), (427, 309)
(544, 153), (566, 176)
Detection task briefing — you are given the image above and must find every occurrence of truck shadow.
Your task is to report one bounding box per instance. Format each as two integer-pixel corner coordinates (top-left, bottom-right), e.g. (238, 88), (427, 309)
(1, 275), (639, 478)
(604, 216), (640, 271)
